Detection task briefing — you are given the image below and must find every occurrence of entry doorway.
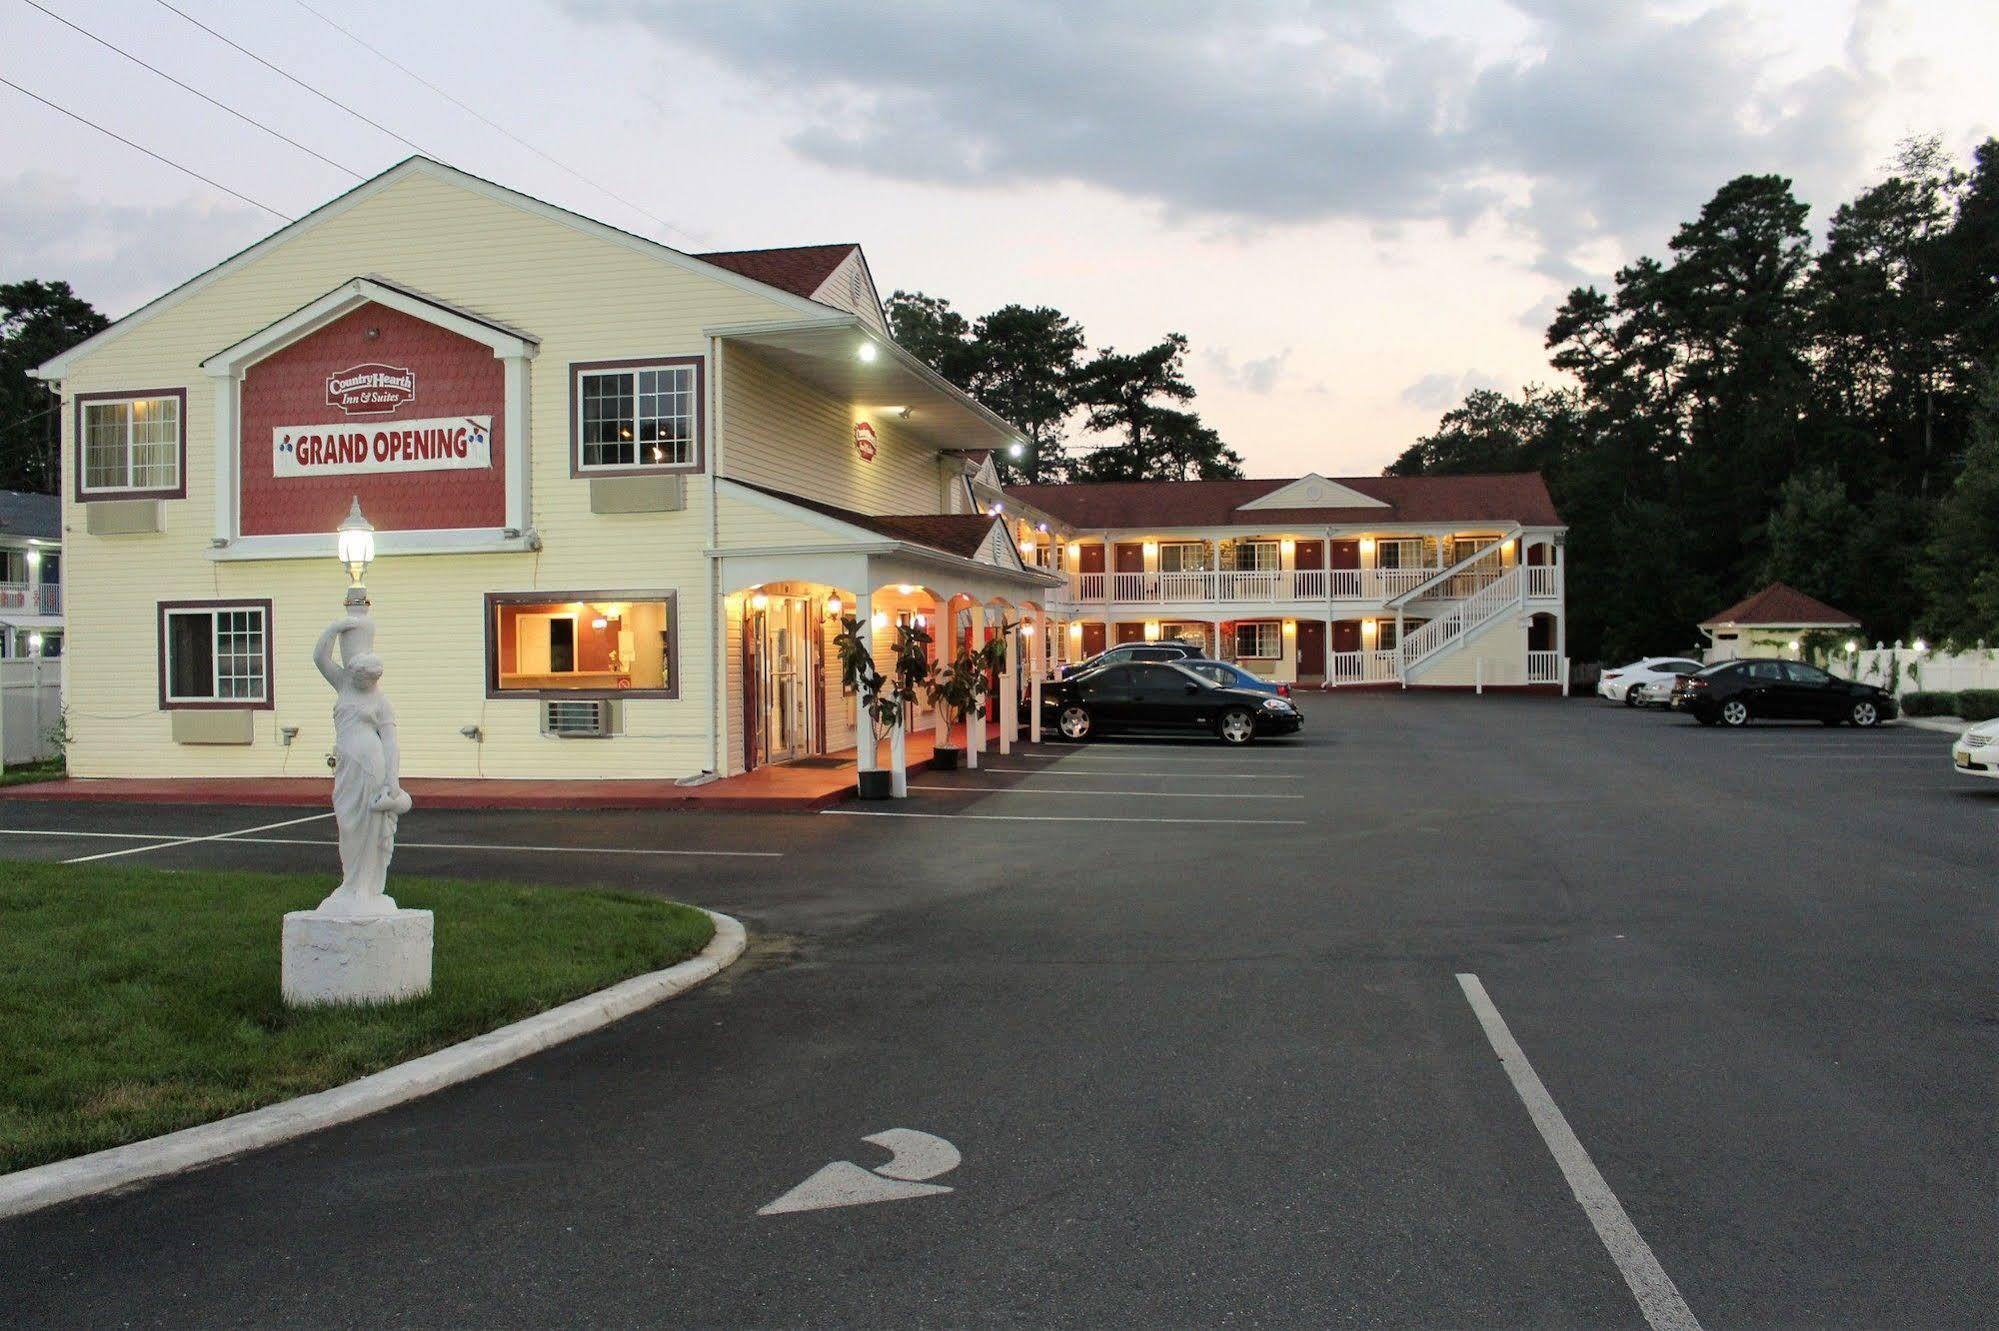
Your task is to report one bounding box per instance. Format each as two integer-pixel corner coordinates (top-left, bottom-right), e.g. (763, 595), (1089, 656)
(1296, 621), (1326, 680)
(748, 595), (817, 768)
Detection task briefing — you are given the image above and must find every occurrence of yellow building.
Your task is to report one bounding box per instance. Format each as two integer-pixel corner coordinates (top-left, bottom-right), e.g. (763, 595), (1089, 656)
(36, 158), (1061, 784)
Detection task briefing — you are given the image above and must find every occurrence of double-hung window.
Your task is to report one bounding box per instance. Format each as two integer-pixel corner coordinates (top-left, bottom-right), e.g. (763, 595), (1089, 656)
(1236, 540), (1281, 572)
(1159, 542), (1206, 573)
(573, 359), (702, 473)
(80, 392), (183, 498)
(159, 601), (271, 708)
(1234, 621), (1281, 659)
(1376, 537), (1423, 570)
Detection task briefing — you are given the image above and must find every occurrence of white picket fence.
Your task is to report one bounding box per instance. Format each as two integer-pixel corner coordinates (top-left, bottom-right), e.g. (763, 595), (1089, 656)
(0, 657), (62, 765)
(1833, 644), (1999, 698)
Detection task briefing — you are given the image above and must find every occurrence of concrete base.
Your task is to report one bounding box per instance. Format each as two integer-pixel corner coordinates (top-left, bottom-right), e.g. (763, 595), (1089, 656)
(282, 908), (434, 1007)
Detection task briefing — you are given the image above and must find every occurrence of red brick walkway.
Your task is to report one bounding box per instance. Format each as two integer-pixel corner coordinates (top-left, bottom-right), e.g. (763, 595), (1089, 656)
(0, 721), (1004, 813)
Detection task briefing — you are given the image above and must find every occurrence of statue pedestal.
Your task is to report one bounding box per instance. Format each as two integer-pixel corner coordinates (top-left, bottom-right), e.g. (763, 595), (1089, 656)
(282, 909), (433, 1007)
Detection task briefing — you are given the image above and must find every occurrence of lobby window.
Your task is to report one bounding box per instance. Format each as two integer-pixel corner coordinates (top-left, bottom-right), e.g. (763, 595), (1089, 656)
(573, 360), (701, 472)
(80, 393), (183, 497)
(1234, 621), (1281, 659)
(487, 593), (677, 698)
(159, 602), (270, 707)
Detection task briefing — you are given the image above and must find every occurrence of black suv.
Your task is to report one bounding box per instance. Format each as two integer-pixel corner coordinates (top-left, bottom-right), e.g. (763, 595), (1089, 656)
(1670, 658), (1898, 727)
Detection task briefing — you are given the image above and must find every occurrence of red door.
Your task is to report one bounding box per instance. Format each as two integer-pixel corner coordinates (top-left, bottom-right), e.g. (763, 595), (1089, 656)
(1296, 621), (1326, 678)
(1332, 620), (1361, 652)
(1077, 544), (1106, 574)
(1329, 540), (1360, 569)
(1080, 622), (1106, 657)
(1294, 540), (1324, 570)
(1115, 622), (1146, 644)
(1113, 543), (1145, 573)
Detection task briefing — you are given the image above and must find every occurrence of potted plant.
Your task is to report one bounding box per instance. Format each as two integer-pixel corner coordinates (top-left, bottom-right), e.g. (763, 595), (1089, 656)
(928, 646), (987, 771)
(832, 614), (898, 799)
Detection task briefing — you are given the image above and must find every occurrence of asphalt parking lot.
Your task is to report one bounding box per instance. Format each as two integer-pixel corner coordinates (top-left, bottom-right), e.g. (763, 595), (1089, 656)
(2, 693), (1993, 1328)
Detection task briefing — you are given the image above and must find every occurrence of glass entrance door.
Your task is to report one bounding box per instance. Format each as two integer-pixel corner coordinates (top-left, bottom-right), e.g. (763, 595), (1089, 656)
(756, 596), (814, 765)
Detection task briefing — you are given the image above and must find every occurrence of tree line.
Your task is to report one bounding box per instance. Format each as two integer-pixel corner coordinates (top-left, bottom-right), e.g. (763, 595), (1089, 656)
(886, 293), (1244, 484)
(1389, 136), (1999, 662)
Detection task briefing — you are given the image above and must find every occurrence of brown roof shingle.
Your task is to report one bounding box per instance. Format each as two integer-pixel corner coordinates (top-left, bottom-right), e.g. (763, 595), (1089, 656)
(1700, 582), (1860, 628)
(1003, 473), (1561, 529)
(733, 479), (1003, 561)
(695, 244), (859, 302)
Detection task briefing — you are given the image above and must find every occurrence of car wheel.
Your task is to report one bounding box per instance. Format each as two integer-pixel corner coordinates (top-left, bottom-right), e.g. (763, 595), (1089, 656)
(1217, 708), (1257, 745)
(1849, 700), (1880, 728)
(1058, 705), (1093, 740)
(1622, 687), (1641, 707)
(1720, 699), (1751, 727)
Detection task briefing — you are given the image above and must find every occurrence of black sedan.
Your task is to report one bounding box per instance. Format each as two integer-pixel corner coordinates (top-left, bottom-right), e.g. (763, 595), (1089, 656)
(1043, 660), (1303, 744)
(1058, 640), (1204, 678)
(1669, 658), (1898, 727)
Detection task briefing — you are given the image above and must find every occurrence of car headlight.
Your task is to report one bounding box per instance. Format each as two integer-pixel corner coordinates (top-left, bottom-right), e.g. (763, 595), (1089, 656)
(1262, 697), (1293, 711)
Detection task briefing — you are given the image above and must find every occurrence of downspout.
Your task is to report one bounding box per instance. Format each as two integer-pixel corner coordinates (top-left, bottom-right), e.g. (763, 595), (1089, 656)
(708, 335), (725, 777)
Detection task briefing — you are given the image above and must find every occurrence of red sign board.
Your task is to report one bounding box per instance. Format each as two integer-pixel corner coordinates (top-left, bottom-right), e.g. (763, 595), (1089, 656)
(325, 362), (416, 415)
(854, 420), (878, 462)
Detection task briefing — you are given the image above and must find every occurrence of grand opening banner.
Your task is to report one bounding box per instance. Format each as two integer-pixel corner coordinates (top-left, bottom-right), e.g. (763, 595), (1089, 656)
(272, 416), (492, 478)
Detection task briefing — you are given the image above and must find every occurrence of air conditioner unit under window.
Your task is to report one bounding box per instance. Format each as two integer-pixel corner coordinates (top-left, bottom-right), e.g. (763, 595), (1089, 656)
(542, 699), (620, 737)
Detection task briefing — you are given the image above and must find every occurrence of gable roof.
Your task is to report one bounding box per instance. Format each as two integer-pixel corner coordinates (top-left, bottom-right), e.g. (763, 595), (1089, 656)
(0, 490), (59, 541)
(731, 478), (1014, 563)
(695, 245), (860, 302)
(1235, 473), (1389, 511)
(35, 156), (839, 381)
(1004, 473), (1561, 530)
(1701, 582), (1860, 628)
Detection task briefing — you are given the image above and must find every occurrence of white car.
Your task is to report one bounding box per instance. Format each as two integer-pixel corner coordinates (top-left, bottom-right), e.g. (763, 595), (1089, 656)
(1598, 657), (1705, 706)
(1629, 676), (1680, 708)
(1951, 719), (1999, 780)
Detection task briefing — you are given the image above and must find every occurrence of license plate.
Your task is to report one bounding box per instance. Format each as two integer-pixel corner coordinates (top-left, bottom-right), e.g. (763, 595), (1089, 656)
(1957, 752), (1974, 768)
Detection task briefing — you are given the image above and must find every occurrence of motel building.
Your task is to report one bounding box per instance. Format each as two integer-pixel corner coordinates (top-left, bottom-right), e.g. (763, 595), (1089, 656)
(34, 157), (1565, 792)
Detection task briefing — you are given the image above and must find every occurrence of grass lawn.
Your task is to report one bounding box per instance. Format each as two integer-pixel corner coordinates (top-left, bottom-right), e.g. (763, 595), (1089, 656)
(0, 760), (64, 787)
(0, 864), (715, 1174)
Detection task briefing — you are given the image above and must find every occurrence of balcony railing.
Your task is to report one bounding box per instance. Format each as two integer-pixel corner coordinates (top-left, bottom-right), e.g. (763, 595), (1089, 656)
(1327, 650), (1401, 685)
(1527, 650), (1563, 684)
(1058, 566), (1527, 606)
(1524, 566), (1560, 598)
(0, 583), (60, 615)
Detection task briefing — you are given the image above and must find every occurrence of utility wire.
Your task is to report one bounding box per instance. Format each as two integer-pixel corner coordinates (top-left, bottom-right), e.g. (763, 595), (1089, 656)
(149, 0), (433, 158)
(289, 0), (694, 242)
(0, 75), (293, 219)
(20, 0), (364, 179)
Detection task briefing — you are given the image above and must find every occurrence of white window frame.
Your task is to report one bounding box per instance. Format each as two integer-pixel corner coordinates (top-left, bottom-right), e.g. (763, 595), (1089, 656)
(79, 392), (182, 497)
(1234, 621), (1281, 659)
(574, 361), (700, 473)
(1375, 537), (1423, 570)
(161, 603), (269, 707)
(1158, 541), (1207, 573)
(1237, 540), (1281, 572)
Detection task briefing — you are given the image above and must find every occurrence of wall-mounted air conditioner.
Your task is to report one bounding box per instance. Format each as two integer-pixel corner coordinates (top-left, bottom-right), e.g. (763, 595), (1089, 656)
(541, 698), (621, 738)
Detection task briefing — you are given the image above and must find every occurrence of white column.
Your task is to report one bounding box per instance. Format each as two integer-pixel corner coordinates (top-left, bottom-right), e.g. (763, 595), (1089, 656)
(854, 589), (875, 772)
(1000, 623), (1019, 754)
(967, 605), (986, 769)
(889, 716), (907, 797)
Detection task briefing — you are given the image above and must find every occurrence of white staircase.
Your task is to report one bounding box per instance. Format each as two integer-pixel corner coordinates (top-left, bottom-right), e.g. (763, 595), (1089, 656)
(1397, 565), (1524, 681)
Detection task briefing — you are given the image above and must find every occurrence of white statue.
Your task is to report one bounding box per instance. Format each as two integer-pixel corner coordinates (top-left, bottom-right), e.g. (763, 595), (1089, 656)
(313, 590), (412, 916)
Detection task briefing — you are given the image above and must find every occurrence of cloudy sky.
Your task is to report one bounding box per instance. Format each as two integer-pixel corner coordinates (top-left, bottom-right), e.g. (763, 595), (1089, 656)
(2, 0), (1990, 475)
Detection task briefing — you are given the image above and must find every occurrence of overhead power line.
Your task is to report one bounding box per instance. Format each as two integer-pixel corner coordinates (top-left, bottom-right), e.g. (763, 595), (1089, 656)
(289, 0), (694, 243)
(149, 0), (434, 158)
(0, 75), (293, 219)
(20, 0), (365, 180)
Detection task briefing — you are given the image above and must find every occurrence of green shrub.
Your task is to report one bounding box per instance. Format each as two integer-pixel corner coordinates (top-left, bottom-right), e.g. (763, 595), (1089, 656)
(1901, 690), (1962, 717)
(1956, 689), (1999, 722)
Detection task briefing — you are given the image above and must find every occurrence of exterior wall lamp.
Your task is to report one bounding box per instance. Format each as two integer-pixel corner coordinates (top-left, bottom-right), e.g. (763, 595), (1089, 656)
(336, 496), (376, 588)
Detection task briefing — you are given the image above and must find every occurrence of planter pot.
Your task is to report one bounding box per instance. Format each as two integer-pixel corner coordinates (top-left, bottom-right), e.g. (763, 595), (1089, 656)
(930, 746), (963, 771)
(855, 769), (895, 800)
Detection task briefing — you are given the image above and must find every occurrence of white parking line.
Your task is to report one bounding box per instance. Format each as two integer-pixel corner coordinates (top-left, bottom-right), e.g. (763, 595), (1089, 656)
(910, 784), (1304, 799)
(62, 812), (336, 865)
(977, 766), (1297, 780)
(1456, 974), (1703, 1331)
(823, 809), (1307, 826)
(3, 824), (780, 860)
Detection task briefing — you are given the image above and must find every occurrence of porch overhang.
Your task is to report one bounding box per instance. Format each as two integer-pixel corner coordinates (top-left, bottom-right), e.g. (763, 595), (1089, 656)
(705, 315), (1029, 457)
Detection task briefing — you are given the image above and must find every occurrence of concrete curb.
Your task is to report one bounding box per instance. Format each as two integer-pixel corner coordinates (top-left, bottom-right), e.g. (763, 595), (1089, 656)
(1901, 716), (1973, 735)
(0, 910), (746, 1222)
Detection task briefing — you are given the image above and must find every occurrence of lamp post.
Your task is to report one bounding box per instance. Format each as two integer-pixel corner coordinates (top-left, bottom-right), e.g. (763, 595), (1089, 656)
(280, 496), (428, 1007)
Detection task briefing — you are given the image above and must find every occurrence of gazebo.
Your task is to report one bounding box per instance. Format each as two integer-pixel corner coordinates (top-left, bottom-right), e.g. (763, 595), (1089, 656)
(1699, 582), (1861, 661)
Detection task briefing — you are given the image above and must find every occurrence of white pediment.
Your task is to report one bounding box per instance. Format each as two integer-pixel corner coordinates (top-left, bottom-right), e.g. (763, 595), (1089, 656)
(1235, 474), (1389, 511)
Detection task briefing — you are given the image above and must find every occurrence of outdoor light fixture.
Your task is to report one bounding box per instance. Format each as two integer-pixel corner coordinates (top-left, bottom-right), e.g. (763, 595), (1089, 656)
(857, 342), (879, 362)
(1020, 540), (1036, 555)
(1142, 541), (1158, 556)
(1284, 620), (1297, 634)
(1281, 538), (1295, 555)
(989, 503), (1003, 517)
(872, 611), (888, 629)
(896, 584), (916, 595)
(1788, 639), (1801, 652)
(1846, 639), (1859, 653)
(1069, 623), (1082, 636)
(1144, 622), (1160, 641)
(826, 595), (843, 617)
(336, 497), (376, 585)
(751, 593), (768, 611)
(1008, 442), (1025, 458)
(25, 548), (40, 567)
(1021, 623), (1035, 637)
(1913, 638), (1928, 652)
